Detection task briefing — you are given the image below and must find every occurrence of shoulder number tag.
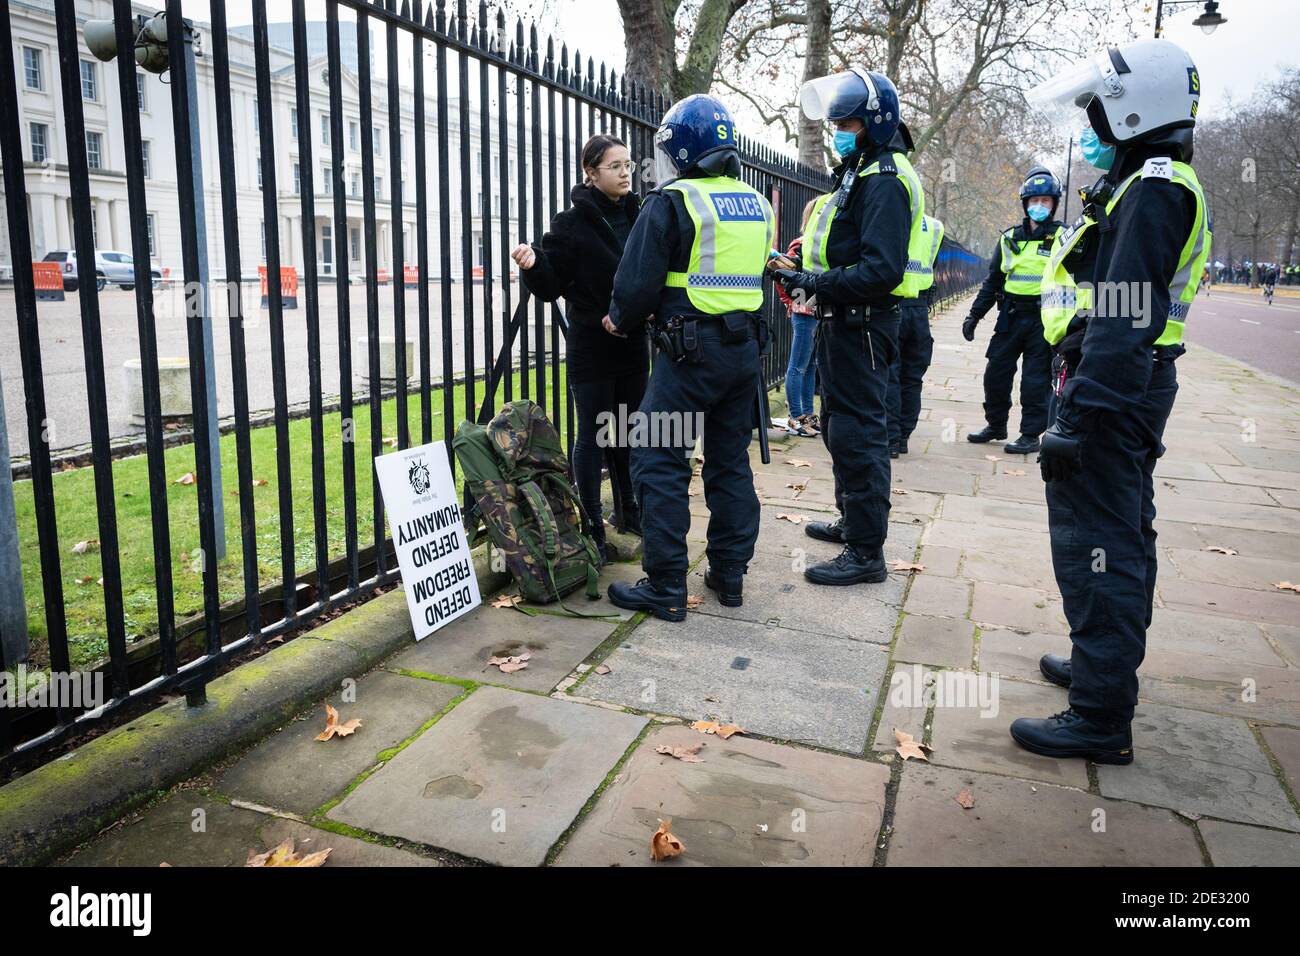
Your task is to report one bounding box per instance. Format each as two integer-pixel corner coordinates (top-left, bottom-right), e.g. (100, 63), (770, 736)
(1142, 157), (1173, 180)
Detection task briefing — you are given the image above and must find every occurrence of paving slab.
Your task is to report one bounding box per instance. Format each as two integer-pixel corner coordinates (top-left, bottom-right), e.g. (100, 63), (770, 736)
(970, 581), (1068, 634)
(554, 725), (890, 866)
(928, 673), (1087, 788)
(580, 613), (889, 753)
(63, 792), (436, 867)
(976, 628), (1071, 683)
(1096, 702), (1300, 832)
(386, 593), (623, 691)
(328, 686), (646, 866)
(685, 559), (902, 644)
(1137, 665), (1300, 725)
(895, 613), (976, 669)
(1260, 725), (1300, 795)
(873, 663), (934, 752)
(887, 763), (1204, 866)
(1198, 820), (1300, 867)
(1157, 579), (1300, 627)
(215, 671), (463, 815)
(903, 574), (972, 619)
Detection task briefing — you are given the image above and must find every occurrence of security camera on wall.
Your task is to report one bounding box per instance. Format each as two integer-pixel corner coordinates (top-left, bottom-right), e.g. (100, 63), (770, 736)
(83, 13), (177, 75)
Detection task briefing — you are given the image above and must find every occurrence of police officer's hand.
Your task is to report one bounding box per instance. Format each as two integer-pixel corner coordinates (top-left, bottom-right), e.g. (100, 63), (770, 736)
(511, 243), (536, 271)
(773, 269), (817, 301)
(961, 315), (979, 341)
(1039, 415), (1087, 482)
(601, 315), (626, 338)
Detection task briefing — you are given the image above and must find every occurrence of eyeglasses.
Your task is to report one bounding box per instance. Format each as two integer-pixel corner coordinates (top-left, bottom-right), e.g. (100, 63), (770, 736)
(595, 161), (634, 173)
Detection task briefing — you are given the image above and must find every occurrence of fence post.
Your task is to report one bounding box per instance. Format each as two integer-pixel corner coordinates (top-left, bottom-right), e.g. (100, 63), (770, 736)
(0, 365), (27, 667)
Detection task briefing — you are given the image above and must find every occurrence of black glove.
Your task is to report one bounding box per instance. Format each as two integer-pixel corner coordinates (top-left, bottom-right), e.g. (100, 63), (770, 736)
(773, 269), (818, 303)
(961, 315), (979, 341)
(1039, 414), (1087, 482)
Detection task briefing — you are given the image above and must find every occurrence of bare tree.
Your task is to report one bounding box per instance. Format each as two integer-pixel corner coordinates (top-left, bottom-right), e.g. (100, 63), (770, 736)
(617, 0), (752, 100)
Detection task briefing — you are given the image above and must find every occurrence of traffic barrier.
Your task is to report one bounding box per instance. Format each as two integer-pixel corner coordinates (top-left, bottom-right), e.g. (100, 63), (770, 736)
(404, 264), (419, 287)
(258, 265), (299, 309)
(33, 262), (65, 301)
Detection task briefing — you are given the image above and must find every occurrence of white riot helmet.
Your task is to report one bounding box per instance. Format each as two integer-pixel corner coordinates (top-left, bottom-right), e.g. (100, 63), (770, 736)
(1026, 39), (1201, 146)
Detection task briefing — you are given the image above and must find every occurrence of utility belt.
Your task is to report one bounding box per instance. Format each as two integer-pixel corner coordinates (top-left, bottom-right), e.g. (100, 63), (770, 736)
(814, 301), (898, 329)
(650, 312), (767, 364)
(1051, 342), (1185, 399)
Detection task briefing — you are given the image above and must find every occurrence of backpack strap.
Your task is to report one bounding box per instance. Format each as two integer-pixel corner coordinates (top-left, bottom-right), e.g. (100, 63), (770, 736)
(519, 479), (612, 618)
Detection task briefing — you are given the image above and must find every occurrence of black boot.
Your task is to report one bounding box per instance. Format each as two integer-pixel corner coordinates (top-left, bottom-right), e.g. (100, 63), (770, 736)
(804, 518), (845, 544)
(889, 441), (900, 459)
(1005, 434), (1041, 455)
(704, 566), (744, 607)
(607, 575), (688, 622)
(804, 544), (887, 585)
(1039, 653), (1071, 688)
(1009, 708), (1133, 765)
(898, 438), (909, 455)
(967, 425), (1008, 443)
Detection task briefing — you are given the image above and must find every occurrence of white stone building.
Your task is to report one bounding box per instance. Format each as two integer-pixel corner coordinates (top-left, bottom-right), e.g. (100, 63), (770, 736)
(2, 0), (562, 283)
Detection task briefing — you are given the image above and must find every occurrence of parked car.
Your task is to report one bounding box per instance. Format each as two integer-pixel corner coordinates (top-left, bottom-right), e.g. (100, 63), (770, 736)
(41, 249), (163, 292)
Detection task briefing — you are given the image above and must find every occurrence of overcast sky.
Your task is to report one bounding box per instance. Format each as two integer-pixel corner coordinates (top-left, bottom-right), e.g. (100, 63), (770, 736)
(194, 0), (1294, 131)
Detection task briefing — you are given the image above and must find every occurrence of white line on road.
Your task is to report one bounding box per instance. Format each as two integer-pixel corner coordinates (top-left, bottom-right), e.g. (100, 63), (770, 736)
(1240, 319), (1261, 325)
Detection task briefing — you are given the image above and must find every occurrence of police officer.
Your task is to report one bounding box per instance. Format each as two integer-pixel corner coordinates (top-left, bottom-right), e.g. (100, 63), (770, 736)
(888, 213), (944, 456)
(1011, 39), (1212, 763)
(772, 68), (928, 586)
(962, 167), (1064, 455)
(605, 94), (775, 621)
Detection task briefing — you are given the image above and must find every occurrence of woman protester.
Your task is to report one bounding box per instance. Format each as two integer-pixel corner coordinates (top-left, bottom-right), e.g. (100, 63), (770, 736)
(511, 134), (647, 563)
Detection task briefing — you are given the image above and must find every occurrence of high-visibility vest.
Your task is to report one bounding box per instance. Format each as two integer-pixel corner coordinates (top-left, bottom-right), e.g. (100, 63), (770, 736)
(800, 150), (928, 298)
(663, 176), (775, 314)
(1040, 158), (1210, 346)
(918, 215), (944, 292)
(999, 224), (1057, 297)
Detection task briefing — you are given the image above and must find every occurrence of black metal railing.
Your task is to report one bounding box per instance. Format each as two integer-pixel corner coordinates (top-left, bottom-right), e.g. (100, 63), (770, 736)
(0, 0), (850, 769)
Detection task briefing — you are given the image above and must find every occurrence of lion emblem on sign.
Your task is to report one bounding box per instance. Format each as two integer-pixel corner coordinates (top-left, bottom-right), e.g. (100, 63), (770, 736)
(408, 458), (431, 495)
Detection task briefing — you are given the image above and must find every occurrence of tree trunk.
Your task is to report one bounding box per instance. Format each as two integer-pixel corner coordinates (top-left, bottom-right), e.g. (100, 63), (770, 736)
(617, 0), (677, 98)
(797, 0), (832, 171)
(676, 0), (748, 98)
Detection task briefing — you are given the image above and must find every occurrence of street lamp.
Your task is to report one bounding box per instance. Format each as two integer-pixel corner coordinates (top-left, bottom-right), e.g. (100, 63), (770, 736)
(1154, 1), (1228, 39)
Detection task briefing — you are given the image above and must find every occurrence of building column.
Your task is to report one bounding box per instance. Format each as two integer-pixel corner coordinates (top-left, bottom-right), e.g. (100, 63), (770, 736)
(33, 193), (59, 259)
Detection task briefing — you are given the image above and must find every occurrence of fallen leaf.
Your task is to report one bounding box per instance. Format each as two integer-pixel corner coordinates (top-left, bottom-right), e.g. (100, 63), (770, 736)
(487, 653), (531, 674)
(71, 539), (98, 555)
(382, 436), (399, 448)
(492, 593), (523, 609)
(891, 488), (908, 495)
(174, 471), (196, 485)
(775, 513), (805, 524)
(894, 728), (932, 762)
(655, 743), (705, 763)
(1274, 581), (1300, 593)
(315, 703), (362, 741)
(890, 561), (925, 573)
(246, 836), (333, 867)
(650, 819), (685, 862)
(1005, 469), (1027, 477)
(714, 723), (744, 739)
(686, 594), (703, 609)
(691, 719), (744, 738)
(594, 663), (612, 675)
(252, 478), (269, 487)
(984, 455), (1001, 463)
(75, 575), (95, 585)
(784, 458), (813, 468)
(1202, 546), (1237, 556)
(955, 789), (976, 809)
(691, 719), (720, 734)
(498, 659), (529, 673)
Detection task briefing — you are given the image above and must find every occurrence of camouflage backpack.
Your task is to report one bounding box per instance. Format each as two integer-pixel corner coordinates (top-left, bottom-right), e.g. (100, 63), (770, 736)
(453, 400), (603, 608)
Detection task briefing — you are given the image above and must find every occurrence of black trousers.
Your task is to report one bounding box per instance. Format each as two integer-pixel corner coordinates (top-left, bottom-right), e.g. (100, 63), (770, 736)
(982, 303), (1052, 436)
(1046, 358), (1178, 725)
(570, 371), (648, 542)
(887, 300), (934, 445)
(816, 308), (899, 550)
(631, 323), (760, 579)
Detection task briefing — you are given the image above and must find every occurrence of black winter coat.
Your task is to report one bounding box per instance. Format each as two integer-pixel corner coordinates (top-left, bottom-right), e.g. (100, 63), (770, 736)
(522, 184), (649, 384)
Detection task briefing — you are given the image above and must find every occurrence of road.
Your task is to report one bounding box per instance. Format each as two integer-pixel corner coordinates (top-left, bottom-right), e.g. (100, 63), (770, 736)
(1185, 286), (1300, 385)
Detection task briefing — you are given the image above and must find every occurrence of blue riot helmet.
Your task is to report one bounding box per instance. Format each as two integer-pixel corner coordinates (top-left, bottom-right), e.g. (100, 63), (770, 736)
(653, 94), (741, 182)
(1019, 165), (1062, 216)
(799, 67), (901, 149)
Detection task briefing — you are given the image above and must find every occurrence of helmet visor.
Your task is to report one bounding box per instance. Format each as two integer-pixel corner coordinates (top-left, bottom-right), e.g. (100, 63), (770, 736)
(799, 69), (877, 121)
(653, 137), (680, 184)
(1025, 52), (1113, 129)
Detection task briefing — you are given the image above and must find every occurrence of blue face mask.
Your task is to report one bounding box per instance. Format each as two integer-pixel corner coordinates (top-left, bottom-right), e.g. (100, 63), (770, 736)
(1079, 126), (1116, 171)
(834, 130), (859, 158)
(1026, 203), (1051, 223)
